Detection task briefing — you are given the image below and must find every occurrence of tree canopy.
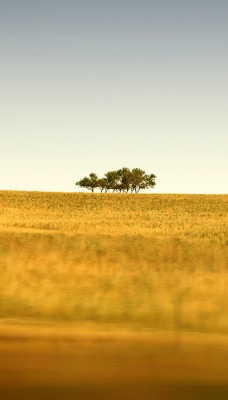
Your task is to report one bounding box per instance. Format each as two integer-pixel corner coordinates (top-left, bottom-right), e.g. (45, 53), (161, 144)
(76, 168), (156, 193)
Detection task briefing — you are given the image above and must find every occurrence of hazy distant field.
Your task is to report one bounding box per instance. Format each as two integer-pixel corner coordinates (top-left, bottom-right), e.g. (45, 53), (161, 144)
(0, 191), (228, 399)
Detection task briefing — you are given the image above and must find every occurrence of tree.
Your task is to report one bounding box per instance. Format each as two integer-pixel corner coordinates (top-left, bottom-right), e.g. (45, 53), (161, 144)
(145, 173), (156, 190)
(97, 178), (107, 193)
(76, 172), (98, 193)
(104, 170), (120, 192)
(131, 168), (147, 193)
(116, 167), (132, 193)
(76, 168), (156, 193)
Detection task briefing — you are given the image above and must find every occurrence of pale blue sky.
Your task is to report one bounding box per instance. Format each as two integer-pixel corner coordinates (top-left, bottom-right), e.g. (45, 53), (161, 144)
(0, 0), (227, 193)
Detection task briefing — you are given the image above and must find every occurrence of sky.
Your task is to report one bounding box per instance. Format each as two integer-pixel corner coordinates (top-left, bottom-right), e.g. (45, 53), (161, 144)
(0, 0), (227, 194)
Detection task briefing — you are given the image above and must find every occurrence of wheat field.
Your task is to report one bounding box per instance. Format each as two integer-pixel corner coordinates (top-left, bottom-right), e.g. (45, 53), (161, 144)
(0, 191), (228, 399)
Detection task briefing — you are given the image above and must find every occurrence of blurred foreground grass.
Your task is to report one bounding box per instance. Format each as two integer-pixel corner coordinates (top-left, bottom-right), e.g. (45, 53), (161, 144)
(0, 191), (228, 399)
(1, 232), (228, 334)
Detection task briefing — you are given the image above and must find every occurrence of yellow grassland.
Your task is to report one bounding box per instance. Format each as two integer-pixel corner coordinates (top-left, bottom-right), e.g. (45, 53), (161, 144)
(0, 191), (227, 330)
(0, 191), (228, 398)
(0, 191), (227, 239)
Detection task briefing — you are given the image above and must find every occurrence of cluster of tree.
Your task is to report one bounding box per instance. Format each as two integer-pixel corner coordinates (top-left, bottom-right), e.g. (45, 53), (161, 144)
(76, 168), (156, 193)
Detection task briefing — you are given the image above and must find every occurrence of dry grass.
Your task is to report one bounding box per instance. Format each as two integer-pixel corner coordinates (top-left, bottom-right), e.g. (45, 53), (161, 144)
(0, 232), (228, 334)
(0, 191), (227, 332)
(0, 191), (228, 398)
(0, 191), (227, 239)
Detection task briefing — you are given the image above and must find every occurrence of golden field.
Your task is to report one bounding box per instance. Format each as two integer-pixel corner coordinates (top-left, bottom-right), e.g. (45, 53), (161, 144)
(0, 191), (228, 399)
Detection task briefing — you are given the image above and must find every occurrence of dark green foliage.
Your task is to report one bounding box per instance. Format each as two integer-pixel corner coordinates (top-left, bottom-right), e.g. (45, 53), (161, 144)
(76, 173), (98, 193)
(76, 168), (156, 193)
